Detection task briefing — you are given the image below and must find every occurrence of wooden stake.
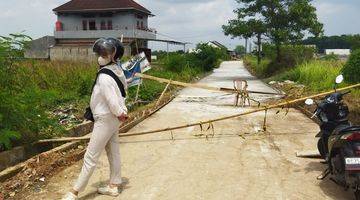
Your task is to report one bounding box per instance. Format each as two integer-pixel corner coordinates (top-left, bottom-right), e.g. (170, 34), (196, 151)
(156, 81), (171, 107)
(134, 83), (141, 102)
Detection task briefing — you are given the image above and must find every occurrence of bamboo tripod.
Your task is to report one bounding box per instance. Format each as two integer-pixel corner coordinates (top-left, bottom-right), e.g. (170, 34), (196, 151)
(37, 83), (360, 143)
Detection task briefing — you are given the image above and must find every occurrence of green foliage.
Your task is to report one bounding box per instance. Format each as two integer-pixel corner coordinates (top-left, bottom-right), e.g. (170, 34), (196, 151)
(247, 44), (316, 77)
(342, 49), (360, 83)
(223, 0), (323, 61)
(274, 60), (344, 91)
(262, 44), (315, 75)
(0, 33), (32, 60)
(0, 130), (21, 150)
(0, 35), (228, 150)
(160, 44), (229, 72)
(163, 53), (187, 72)
(321, 53), (339, 61)
(0, 33), (98, 149)
(243, 55), (271, 78)
(194, 43), (230, 71)
(234, 45), (246, 55)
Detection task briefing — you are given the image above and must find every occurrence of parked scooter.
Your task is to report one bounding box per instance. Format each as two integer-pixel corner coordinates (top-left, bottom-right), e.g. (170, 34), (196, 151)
(305, 75), (360, 199)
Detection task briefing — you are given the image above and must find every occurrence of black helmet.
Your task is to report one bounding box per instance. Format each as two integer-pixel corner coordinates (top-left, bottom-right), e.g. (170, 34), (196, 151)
(93, 37), (124, 61)
(106, 37), (124, 61)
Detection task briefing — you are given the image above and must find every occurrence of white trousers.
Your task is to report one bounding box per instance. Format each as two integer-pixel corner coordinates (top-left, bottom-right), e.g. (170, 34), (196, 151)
(73, 114), (122, 192)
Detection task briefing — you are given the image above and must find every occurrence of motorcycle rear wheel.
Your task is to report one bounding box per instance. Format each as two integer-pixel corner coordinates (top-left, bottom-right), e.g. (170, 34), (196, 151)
(355, 189), (360, 200)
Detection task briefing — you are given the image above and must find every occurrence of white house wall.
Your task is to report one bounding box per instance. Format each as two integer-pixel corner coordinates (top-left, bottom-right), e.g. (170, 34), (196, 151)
(57, 12), (147, 31)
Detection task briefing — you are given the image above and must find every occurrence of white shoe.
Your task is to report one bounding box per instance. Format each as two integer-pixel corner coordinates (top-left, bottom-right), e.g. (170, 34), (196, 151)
(97, 185), (120, 197)
(61, 192), (77, 200)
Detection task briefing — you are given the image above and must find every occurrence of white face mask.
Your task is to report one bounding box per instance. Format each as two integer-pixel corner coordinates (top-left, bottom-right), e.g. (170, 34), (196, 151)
(98, 56), (111, 66)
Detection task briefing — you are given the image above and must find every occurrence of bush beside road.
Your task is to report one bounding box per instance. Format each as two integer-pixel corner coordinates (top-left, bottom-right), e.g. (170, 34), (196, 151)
(244, 54), (360, 124)
(0, 35), (229, 151)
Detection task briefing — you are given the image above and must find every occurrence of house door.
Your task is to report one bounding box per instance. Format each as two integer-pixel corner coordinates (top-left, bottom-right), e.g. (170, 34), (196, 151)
(89, 20), (96, 30)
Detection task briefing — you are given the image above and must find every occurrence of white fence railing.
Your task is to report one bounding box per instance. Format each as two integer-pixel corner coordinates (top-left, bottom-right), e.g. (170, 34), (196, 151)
(54, 29), (156, 40)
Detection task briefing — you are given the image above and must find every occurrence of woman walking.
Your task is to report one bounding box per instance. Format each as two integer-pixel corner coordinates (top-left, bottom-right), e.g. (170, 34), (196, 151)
(62, 38), (128, 200)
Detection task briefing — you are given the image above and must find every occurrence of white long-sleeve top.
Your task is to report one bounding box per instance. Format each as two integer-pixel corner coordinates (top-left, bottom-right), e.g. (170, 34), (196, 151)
(90, 64), (128, 117)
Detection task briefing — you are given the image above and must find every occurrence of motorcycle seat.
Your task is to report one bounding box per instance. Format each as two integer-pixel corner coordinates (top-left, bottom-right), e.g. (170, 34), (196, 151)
(332, 124), (352, 135)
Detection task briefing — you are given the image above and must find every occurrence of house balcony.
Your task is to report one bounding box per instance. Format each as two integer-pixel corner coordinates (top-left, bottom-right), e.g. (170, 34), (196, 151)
(54, 28), (156, 40)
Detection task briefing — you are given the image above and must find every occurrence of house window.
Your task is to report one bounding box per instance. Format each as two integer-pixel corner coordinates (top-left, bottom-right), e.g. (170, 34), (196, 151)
(141, 21), (144, 29)
(82, 20), (87, 30)
(107, 20), (113, 30)
(89, 20), (96, 30)
(100, 20), (106, 30)
(137, 21), (140, 29)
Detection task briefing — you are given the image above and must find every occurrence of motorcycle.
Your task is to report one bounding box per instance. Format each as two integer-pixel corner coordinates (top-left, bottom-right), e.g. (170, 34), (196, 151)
(305, 75), (360, 199)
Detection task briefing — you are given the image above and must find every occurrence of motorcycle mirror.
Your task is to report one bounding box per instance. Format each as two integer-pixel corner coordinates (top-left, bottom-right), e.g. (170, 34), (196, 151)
(305, 99), (314, 105)
(335, 74), (344, 84)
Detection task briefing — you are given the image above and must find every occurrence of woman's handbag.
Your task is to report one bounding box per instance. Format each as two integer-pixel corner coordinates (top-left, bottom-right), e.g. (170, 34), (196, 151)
(83, 68), (126, 122)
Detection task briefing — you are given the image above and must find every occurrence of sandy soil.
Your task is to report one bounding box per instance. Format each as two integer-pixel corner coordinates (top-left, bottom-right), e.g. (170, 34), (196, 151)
(22, 61), (354, 200)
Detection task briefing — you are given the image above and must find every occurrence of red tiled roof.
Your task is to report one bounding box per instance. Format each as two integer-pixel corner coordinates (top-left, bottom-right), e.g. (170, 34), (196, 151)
(53, 0), (151, 15)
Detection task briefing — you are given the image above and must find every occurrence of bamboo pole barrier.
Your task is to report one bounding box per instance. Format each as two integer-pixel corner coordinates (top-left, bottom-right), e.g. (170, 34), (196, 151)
(135, 73), (282, 95)
(37, 83), (360, 143)
(156, 81), (171, 107)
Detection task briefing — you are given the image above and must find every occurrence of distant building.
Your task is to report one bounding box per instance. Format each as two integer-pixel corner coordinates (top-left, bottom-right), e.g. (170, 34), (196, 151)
(206, 41), (235, 56)
(24, 36), (55, 59)
(26, 0), (156, 61)
(325, 49), (351, 56)
(207, 41), (228, 49)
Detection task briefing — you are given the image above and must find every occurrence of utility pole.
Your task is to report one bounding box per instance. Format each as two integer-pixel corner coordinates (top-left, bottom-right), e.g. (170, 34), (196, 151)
(257, 33), (262, 65)
(245, 38), (248, 54)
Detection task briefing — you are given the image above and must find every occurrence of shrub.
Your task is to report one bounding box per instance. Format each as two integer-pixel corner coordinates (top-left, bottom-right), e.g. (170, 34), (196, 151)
(194, 43), (230, 71)
(342, 49), (360, 83)
(275, 60), (343, 91)
(0, 34), (99, 149)
(321, 53), (339, 61)
(243, 55), (271, 78)
(262, 44), (315, 76)
(163, 53), (186, 72)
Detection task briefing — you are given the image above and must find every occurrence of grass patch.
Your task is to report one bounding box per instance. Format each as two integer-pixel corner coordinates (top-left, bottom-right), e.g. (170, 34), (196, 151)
(268, 59), (360, 124)
(243, 55), (271, 78)
(273, 60), (345, 92)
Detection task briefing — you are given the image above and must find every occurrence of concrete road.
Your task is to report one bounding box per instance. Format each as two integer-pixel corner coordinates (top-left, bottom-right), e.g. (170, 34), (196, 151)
(25, 61), (354, 200)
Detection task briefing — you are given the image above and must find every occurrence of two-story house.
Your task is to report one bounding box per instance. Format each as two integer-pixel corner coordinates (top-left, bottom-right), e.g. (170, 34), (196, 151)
(49, 0), (156, 61)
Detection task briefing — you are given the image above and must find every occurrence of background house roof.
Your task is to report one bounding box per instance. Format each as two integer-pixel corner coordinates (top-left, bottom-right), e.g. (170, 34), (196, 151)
(209, 41), (228, 49)
(53, 0), (152, 15)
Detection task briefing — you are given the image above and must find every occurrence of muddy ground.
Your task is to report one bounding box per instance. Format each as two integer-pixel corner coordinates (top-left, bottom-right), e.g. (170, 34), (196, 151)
(20, 61), (354, 200)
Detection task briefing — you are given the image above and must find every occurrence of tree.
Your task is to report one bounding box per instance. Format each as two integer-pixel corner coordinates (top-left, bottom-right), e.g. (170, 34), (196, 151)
(234, 45), (246, 55)
(223, 0), (323, 63)
(223, 17), (266, 64)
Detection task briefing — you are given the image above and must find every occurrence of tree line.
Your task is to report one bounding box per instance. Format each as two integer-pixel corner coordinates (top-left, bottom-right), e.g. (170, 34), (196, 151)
(303, 35), (360, 53)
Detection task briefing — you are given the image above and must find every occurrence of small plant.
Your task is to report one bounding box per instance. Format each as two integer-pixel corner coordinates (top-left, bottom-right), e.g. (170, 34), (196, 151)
(342, 49), (360, 83)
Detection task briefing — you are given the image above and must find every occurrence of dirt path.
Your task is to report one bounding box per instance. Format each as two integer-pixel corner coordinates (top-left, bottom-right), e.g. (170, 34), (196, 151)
(24, 61), (354, 200)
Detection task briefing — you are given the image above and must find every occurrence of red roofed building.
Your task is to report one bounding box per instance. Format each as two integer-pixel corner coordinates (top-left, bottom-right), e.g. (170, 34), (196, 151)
(50, 0), (156, 61)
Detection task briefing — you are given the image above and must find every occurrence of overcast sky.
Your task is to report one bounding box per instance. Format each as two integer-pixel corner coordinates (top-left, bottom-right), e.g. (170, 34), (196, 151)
(0, 0), (359, 51)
